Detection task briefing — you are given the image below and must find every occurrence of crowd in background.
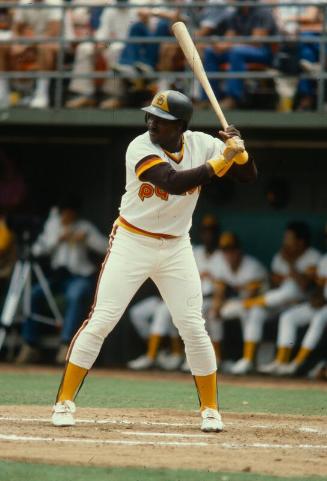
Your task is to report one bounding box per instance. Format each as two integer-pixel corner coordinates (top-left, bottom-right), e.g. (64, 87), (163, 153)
(0, 198), (326, 380)
(0, 0), (325, 111)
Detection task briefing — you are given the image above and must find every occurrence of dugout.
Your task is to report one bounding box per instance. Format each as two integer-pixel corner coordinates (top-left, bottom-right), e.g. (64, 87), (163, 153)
(0, 109), (326, 366)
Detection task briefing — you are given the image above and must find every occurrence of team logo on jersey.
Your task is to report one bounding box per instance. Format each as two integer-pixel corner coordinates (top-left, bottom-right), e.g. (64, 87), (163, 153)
(138, 183), (200, 202)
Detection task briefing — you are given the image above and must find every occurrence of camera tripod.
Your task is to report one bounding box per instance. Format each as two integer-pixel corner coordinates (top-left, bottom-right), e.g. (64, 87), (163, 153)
(0, 235), (63, 353)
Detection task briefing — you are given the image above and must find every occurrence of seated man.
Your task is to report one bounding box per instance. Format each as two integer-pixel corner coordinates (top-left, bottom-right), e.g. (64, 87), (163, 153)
(211, 232), (268, 374)
(0, 212), (16, 299)
(261, 230), (327, 376)
(202, 2), (278, 109)
(0, 0), (63, 109)
(16, 197), (107, 364)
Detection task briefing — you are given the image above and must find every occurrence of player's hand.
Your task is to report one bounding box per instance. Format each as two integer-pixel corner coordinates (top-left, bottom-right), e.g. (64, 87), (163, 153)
(218, 125), (241, 142)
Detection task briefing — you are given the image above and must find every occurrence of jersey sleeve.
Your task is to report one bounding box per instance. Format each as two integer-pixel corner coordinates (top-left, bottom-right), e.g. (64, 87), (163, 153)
(271, 253), (286, 275)
(126, 135), (167, 179)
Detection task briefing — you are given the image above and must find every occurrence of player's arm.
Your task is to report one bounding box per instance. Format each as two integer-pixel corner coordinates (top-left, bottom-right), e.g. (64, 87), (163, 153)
(219, 126), (257, 183)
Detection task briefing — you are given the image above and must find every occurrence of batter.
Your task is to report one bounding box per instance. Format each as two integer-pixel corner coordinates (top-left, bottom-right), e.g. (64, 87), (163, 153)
(52, 90), (256, 432)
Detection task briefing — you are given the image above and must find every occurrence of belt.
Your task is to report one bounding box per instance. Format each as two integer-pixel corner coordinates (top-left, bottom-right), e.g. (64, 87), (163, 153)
(116, 216), (178, 240)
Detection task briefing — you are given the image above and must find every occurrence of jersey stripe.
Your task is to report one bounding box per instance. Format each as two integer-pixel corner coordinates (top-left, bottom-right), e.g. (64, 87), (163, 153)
(116, 216), (178, 240)
(136, 158), (166, 178)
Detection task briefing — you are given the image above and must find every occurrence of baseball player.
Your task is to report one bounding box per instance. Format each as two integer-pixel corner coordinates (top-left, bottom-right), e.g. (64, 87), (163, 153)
(210, 232), (268, 374)
(52, 89), (256, 433)
(260, 248), (327, 376)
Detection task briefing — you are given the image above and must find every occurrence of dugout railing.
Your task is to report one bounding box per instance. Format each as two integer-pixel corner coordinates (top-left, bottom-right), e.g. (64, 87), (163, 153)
(0, 1), (326, 111)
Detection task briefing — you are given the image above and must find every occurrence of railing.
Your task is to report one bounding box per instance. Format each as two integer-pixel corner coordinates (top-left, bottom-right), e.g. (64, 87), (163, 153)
(0, 1), (326, 111)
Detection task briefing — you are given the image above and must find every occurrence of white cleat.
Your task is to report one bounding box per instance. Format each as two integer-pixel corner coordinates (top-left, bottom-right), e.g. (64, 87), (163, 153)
(52, 400), (76, 426)
(230, 358), (253, 375)
(29, 95), (49, 109)
(275, 361), (299, 376)
(157, 353), (183, 371)
(258, 360), (281, 375)
(127, 354), (155, 370)
(180, 358), (191, 373)
(201, 408), (224, 433)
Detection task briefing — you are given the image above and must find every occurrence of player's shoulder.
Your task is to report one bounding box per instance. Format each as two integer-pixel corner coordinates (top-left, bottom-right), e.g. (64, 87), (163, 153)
(185, 130), (223, 145)
(127, 131), (151, 149)
(243, 254), (267, 273)
(126, 132), (161, 160)
(302, 247), (321, 264)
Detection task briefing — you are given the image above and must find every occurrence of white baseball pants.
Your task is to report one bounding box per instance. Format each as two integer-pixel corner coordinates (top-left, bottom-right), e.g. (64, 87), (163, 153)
(69, 226), (216, 376)
(277, 302), (327, 349)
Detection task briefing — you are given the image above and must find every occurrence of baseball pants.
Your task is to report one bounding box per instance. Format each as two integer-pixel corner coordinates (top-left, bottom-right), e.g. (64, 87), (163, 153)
(69, 226), (217, 376)
(129, 296), (161, 339)
(277, 302), (327, 350)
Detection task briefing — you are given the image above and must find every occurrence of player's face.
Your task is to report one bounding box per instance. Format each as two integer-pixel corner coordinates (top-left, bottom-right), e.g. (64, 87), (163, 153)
(146, 114), (183, 150)
(60, 208), (77, 226)
(201, 227), (217, 250)
(282, 230), (298, 254)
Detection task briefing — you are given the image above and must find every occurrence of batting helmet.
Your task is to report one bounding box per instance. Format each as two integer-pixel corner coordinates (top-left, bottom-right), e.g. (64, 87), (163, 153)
(142, 90), (193, 123)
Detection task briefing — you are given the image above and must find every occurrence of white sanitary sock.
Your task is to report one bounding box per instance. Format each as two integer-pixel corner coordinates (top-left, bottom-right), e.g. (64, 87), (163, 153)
(0, 78), (9, 107)
(34, 78), (50, 98)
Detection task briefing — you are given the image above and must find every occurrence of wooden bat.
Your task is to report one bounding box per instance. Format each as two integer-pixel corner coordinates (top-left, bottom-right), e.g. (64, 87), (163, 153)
(172, 21), (248, 165)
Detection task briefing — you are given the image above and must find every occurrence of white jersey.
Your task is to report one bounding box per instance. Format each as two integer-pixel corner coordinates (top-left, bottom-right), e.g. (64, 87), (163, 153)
(317, 253), (327, 300)
(14, 0), (62, 35)
(212, 254), (268, 298)
(193, 246), (222, 297)
(271, 247), (321, 278)
(119, 130), (224, 236)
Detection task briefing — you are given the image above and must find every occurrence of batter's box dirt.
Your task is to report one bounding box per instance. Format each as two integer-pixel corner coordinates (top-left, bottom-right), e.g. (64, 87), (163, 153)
(0, 406), (326, 478)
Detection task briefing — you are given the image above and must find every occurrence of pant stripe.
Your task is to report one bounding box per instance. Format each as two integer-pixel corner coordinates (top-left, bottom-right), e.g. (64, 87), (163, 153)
(65, 225), (118, 361)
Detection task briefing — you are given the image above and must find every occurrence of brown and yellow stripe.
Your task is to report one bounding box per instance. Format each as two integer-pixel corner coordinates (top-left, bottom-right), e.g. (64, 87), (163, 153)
(135, 156), (166, 178)
(116, 216), (177, 240)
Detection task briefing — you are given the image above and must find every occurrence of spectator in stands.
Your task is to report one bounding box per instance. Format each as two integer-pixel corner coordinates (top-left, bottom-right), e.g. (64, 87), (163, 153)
(0, 1), (14, 109)
(16, 196), (108, 365)
(201, 1), (278, 109)
(210, 232), (268, 374)
(66, 0), (137, 108)
(274, 0), (323, 110)
(0, 0), (63, 109)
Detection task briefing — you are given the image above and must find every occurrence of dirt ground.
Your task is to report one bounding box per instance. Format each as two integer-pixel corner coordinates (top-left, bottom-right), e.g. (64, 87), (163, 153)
(0, 404), (326, 477)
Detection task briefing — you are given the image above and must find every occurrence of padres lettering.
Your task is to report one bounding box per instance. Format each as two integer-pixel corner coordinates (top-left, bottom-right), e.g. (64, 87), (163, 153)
(138, 183), (200, 201)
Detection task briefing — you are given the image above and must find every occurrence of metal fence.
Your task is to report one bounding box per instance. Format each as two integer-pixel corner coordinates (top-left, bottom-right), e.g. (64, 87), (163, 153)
(0, 1), (326, 111)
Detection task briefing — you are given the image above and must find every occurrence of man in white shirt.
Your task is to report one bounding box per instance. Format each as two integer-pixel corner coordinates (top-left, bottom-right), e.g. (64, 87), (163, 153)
(16, 197), (107, 364)
(210, 232), (268, 374)
(0, 0), (63, 109)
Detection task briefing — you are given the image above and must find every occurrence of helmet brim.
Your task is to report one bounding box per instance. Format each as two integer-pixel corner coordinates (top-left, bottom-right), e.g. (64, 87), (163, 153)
(141, 105), (178, 121)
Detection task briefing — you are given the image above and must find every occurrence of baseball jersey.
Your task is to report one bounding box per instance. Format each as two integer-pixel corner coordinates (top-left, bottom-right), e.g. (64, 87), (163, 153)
(271, 247), (321, 278)
(211, 254), (268, 298)
(193, 246), (223, 297)
(317, 253), (327, 299)
(119, 130), (224, 236)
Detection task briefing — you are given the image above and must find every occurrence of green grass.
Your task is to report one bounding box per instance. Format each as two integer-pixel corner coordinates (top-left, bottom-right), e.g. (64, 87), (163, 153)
(0, 371), (326, 416)
(0, 461), (325, 481)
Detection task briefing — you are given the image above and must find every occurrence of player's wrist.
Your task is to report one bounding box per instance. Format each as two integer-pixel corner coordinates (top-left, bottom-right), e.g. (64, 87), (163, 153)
(207, 155), (233, 177)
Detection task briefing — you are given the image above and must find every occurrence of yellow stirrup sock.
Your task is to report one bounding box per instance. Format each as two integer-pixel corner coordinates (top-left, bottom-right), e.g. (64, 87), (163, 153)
(194, 372), (218, 411)
(276, 346), (292, 364)
(293, 347), (312, 366)
(146, 334), (161, 360)
(170, 336), (183, 355)
(57, 362), (88, 402)
(243, 341), (257, 362)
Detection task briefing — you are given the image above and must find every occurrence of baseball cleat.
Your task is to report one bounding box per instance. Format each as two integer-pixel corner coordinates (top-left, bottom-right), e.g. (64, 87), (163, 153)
(230, 358), (253, 375)
(201, 408), (224, 433)
(257, 360), (281, 375)
(307, 360), (327, 380)
(52, 400), (76, 426)
(127, 355), (155, 370)
(157, 352), (183, 371)
(275, 361), (299, 376)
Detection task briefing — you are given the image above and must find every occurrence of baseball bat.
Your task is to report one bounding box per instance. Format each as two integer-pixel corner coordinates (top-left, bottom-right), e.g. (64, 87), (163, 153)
(172, 21), (248, 165)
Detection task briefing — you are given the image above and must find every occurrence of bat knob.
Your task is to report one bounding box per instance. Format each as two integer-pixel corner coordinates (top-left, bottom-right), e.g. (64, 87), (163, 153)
(234, 151), (248, 165)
